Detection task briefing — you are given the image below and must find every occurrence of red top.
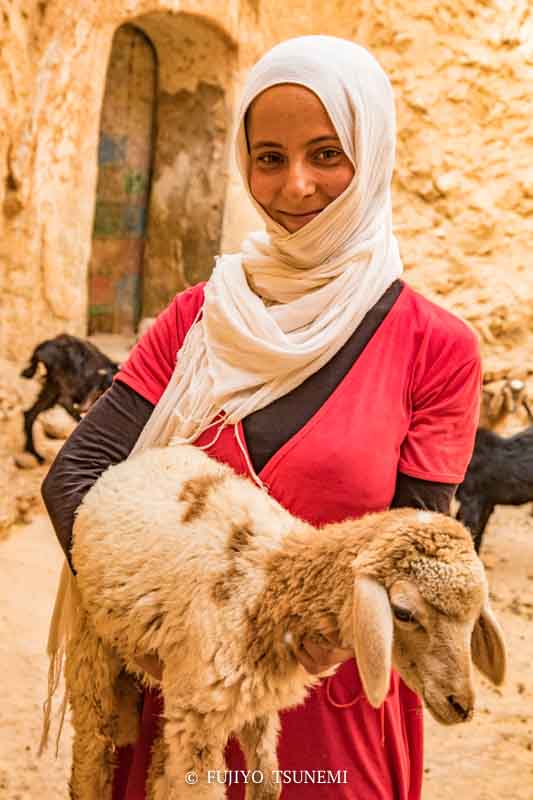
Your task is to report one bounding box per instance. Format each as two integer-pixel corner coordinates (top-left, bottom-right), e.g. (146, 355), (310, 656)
(115, 281), (481, 800)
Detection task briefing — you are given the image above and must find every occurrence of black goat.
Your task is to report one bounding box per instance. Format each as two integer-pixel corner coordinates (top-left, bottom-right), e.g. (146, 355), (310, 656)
(456, 426), (533, 553)
(20, 334), (119, 463)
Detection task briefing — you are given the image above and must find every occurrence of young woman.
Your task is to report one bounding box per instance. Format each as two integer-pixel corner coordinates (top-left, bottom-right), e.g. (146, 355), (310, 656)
(42, 35), (481, 800)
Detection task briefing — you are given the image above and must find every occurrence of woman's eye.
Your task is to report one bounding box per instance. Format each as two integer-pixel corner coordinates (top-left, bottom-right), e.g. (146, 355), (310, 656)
(256, 153), (283, 166)
(392, 606), (416, 624)
(315, 148), (343, 162)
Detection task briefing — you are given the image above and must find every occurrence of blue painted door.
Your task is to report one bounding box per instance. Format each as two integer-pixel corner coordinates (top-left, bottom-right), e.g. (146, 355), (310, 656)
(88, 25), (156, 334)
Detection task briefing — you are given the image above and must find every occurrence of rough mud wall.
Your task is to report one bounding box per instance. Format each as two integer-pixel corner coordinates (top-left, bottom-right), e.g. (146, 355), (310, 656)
(1, 1), (114, 360)
(141, 82), (228, 313)
(0, 0), (47, 357)
(135, 12), (235, 315)
(0, 1), (39, 225)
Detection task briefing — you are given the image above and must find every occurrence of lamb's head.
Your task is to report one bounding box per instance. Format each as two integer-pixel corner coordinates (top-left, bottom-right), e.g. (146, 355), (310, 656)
(347, 509), (506, 725)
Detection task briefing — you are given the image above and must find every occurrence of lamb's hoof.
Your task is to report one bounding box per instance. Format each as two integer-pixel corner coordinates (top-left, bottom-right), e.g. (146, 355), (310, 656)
(14, 452), (43, 469)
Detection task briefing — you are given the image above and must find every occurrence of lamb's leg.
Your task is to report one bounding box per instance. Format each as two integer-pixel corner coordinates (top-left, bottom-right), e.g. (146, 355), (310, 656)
(238, 714), (281, 800)
(151, 705), (229, 800)
(66, 610), (128, 800)
(113, 668), (142, 747)
(146, 729), (167, 800)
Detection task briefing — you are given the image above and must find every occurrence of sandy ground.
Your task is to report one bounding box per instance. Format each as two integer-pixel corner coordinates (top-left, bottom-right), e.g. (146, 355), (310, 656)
(0, 514), (71, 799)
(1, 499), (532, 798)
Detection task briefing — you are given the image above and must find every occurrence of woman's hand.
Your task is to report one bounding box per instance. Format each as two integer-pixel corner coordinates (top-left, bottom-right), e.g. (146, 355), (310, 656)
(134, 653), (163, 681)
(292, 634), (353, 675)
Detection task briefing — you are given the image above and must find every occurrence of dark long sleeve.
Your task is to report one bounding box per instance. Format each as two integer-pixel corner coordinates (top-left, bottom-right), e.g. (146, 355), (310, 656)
(41, 379), (154, 569)
(391, 472), (457, 514)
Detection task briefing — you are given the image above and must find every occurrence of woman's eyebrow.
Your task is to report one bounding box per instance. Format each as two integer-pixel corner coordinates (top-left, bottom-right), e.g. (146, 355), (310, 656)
(250, 135), (341, 151)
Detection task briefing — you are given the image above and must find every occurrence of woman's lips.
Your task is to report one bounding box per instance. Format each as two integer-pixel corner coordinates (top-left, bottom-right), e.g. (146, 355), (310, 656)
(277, 209), (323, 227)
(278, 209), (323, 218)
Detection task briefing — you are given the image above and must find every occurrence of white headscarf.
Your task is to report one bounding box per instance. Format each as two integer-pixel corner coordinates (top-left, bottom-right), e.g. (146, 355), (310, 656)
(135, 35), (403, 452)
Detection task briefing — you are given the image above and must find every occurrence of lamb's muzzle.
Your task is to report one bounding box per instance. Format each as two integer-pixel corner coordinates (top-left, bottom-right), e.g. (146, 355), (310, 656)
(64, 444), (507, 799)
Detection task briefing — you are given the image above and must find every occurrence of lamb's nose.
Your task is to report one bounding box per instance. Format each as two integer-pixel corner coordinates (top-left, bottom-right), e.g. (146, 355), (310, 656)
(447, 695), (473, 721)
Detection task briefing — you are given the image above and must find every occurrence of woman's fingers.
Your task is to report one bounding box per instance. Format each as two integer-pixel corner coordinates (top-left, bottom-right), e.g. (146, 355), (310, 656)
(294, 644), (324, 675)
(294, 639), (353, 674)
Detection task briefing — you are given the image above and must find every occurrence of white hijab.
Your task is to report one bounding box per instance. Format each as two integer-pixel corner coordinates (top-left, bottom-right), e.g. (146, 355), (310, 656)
(131, 35), (404, 453)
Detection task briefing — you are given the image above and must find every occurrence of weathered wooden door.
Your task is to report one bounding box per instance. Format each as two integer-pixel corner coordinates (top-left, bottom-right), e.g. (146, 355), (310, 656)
(88, 25), (156, 334)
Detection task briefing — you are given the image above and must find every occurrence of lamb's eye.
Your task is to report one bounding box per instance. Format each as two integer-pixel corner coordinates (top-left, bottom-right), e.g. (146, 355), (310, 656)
(392, 605), (416, 624)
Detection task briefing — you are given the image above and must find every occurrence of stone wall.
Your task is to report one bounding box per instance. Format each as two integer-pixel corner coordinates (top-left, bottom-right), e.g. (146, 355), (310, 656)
(1, 0), (532, 370)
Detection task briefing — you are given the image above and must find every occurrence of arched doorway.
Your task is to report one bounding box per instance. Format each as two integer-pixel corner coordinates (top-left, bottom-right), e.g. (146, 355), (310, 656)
(88, 24), (157, 335)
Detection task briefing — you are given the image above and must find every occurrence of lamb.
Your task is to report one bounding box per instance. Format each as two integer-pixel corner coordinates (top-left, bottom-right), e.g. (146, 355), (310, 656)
(65, 444), (507, 800)
(456, 425), (533, 553)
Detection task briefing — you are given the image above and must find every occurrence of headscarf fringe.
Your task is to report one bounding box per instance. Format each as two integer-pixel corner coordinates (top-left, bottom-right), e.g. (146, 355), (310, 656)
(38, 563), (80, 756)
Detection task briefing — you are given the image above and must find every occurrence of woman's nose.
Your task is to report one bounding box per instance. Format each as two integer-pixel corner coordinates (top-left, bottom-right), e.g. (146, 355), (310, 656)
(282, 161), (315, 199)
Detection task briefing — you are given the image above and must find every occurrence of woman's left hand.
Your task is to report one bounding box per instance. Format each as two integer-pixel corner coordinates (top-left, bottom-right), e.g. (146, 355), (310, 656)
(292, 634), (353, 675)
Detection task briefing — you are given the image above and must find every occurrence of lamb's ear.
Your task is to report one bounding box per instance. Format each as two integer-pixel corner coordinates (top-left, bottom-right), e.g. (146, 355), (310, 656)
(471, 603), (507, 686)
(352, 576), (393, 708)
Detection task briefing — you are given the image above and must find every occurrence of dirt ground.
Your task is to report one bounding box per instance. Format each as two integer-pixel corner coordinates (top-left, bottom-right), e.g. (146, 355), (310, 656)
(0, 487), (532, 798)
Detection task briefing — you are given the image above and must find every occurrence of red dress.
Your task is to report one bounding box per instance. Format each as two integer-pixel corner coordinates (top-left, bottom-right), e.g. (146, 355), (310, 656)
(113, 282), (481, 800)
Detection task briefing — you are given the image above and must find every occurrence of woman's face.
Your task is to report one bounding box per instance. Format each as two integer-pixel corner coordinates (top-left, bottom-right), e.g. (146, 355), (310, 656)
(246, 84), (354, 233)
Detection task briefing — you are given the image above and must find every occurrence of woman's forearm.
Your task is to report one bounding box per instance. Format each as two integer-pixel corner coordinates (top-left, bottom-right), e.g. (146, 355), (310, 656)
(41, 380), (154, 569)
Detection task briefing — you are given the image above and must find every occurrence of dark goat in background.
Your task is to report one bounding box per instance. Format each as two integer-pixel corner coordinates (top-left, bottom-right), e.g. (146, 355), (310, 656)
(456, 426), (533, 553)
(20, 334), (119, 463)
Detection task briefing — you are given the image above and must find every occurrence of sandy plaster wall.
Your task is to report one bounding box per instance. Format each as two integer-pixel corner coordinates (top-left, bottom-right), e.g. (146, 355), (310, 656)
(135, 12), (236, 313)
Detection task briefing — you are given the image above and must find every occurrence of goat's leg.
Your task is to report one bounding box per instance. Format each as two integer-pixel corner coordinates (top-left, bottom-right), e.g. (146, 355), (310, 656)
(20, 352), (39, 379)
(522, 396), (533, 423)
(457, 496), (494, 553)
(66, 611), (126, 800)
(238, 714), (281, 800)
(473, 501), (495, 553)
(151, 705), (229, 800)
(22, 383), (58, 462)
(61, 400), (83, 422)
